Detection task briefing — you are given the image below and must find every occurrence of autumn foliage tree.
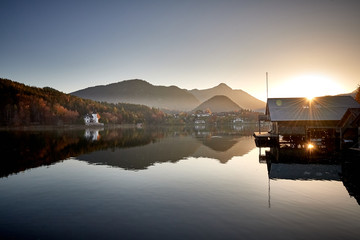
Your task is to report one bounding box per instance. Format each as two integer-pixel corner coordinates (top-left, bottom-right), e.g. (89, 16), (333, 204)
(355, 85), (360, 104)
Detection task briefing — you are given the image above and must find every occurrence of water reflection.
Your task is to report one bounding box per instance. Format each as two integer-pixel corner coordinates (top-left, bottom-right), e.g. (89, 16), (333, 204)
(1, 126), (360, 239)
(0, 128), (155, 177)
(84, 128), (103, 141)
(78, 134), (254, 169)
(260, 146), (360, 205)
(66, 125), (257, 169)
(342, 159), (360, 205)
(2, 125), (360, 207)
(268, 163), (341, 181)
(0, 125), (257, 177)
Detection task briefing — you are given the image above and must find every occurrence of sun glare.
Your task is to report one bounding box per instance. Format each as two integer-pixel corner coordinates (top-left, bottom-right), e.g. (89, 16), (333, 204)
(272, 74), (346, 99)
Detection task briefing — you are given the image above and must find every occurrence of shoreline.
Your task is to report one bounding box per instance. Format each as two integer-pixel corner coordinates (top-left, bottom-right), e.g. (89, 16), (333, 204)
(0, 123), (138, 131)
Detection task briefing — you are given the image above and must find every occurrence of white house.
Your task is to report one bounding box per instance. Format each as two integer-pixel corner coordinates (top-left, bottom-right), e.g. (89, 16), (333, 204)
(233, 118), (244, 123)
(84, 113), (103, 126)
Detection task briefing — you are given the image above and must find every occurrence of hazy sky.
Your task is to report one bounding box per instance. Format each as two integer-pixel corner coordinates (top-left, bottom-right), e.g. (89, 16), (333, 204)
(1, 0), (359, 101)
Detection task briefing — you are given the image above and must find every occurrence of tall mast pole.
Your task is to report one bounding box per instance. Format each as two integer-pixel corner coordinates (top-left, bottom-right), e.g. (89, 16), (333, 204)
(266, 72), (269, 100)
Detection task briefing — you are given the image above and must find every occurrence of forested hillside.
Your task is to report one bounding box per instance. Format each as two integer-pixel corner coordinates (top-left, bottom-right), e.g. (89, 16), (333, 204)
(0, 78), (166, 126)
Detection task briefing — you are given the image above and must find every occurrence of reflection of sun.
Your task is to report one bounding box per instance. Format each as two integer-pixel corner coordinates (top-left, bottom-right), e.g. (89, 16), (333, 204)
(273, 74), (345, 99)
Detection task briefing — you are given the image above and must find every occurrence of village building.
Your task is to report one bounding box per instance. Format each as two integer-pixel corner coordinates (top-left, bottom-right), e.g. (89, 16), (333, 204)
(195, 119), (206, 124)
(255, 96), (360, 149)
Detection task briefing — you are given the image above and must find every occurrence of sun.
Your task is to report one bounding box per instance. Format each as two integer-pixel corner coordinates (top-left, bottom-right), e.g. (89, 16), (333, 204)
(272, 74), (346, 99)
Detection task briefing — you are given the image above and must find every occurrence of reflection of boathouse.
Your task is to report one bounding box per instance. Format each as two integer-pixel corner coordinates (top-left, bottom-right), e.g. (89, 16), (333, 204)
(260, 147), (360, 206)
(254, 96), (360, 150)
(268, 162), (341, 181)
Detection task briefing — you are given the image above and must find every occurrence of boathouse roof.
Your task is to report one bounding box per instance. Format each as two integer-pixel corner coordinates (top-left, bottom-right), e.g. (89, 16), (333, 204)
(266, 96), (360, 122)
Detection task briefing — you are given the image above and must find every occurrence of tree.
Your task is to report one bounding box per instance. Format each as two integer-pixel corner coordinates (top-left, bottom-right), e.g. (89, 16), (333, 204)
(355, 85), (360, 104)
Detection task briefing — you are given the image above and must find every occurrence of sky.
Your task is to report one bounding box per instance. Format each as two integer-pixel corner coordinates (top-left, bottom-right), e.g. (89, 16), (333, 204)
(1, 0), (359, 101)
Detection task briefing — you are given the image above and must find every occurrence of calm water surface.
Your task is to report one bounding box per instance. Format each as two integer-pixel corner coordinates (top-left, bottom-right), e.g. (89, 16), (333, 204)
(0, 126), (359, 239)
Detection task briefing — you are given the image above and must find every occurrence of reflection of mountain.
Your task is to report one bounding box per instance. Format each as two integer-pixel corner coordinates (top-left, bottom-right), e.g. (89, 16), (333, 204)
(201, 136), (238, 152)
(78, 135), (256, 169)
(77, 136), (200, 170)
(193, 136), (255, 163)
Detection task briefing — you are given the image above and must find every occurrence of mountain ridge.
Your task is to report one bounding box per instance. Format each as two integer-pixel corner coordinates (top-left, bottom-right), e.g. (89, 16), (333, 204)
(71, 79), (200, 111)
(71, 79), (266, 112)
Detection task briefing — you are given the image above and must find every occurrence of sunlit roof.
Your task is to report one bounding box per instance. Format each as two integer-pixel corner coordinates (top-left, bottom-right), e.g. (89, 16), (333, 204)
(266, 96), (360, 121)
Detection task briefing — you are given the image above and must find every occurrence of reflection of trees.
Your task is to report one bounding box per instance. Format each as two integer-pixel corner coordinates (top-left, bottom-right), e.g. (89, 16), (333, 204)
(199, 137), (238, 152)
(1, 130), (81, 177)
(0, 128), (158, 177)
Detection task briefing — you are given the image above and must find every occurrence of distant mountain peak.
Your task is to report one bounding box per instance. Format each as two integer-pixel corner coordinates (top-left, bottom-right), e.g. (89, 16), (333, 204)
(114, 79), (149, 85)
(215, 83), (231, 90)
(190, 83), (265, 111)
(193, 95), (242, 113)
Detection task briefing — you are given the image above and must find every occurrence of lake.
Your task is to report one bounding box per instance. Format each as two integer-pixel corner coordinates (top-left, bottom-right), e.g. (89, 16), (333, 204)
(1, 125), (360, 239)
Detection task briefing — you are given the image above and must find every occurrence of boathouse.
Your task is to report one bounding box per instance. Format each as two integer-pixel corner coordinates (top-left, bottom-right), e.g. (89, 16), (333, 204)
(255, 96), (360, 149)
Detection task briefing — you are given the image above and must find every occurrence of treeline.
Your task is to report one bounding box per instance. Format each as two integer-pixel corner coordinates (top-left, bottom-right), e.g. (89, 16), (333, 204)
(0, 78), (166, 126)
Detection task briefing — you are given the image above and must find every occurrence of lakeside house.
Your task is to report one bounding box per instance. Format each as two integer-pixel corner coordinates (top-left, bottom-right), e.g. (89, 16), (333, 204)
(255, 96), (360, 149)
(84, 113), (104, 126)
(233, 118), (244, 123)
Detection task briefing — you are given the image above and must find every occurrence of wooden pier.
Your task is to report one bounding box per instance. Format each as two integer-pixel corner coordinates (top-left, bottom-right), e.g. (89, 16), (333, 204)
(253, 132), (279, 147)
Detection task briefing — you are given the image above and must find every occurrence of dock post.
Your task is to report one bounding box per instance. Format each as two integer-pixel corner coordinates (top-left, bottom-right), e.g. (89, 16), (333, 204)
(258, 118), (261, 134)
(340, 127), (343, 150)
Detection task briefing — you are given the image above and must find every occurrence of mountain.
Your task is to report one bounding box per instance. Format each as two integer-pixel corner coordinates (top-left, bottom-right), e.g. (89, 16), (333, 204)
(193, 95), (242, 113)
(71, 80), (266, 112)
(190, 83), (265, 111)
(71, 79), (200, 111)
